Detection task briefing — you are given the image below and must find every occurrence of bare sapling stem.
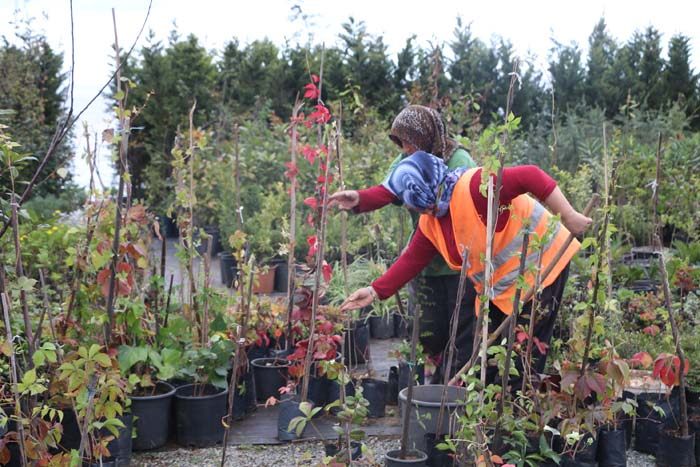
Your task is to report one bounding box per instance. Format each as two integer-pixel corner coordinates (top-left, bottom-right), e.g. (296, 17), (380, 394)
(1, 292), (28, 467)
(221, 259), (255, 464)
(400, 299), (421, 459)
(300, 133), (332, 403)
(435, 247), (470, 436)
(521, 245), (545, 394)
(104, 9), (132, 345)
(651, 133), (689, 436)
(494, 230), (530, 447)
(233, 123), (241, 231)
(10, 198), (35, 362)
(333, 110), (353, 463)
(285, 99), (302, 351)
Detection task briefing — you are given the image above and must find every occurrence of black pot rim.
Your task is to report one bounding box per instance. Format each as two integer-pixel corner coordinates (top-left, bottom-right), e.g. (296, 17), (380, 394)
(385, 448), (428, 462)
(131, 381), (176, 401)
(174, 383), (228, 401)
(251, 357), (291, 369)
(362, 377), (388, 386)
(660, 428), (695, 441)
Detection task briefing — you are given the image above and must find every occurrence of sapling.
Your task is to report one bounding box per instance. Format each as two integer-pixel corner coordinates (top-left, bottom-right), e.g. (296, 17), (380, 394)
(651, 133), (690, 437)
(221, 258), (255, 466)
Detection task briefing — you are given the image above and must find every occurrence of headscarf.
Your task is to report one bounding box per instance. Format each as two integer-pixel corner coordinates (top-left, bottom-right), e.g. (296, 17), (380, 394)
(383, 151), (467, 217)
(389, 105), (458, 161)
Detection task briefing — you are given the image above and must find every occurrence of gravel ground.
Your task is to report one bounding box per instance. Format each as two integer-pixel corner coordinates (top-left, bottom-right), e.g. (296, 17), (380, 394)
(132, 438), (657, 466)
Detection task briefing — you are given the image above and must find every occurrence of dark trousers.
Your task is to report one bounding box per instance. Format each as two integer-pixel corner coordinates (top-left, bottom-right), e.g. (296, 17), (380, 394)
(411, 264), (570, 385)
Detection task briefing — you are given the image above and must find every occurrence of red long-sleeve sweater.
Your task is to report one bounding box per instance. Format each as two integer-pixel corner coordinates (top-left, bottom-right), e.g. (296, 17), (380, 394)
(363, 166), (557, 299)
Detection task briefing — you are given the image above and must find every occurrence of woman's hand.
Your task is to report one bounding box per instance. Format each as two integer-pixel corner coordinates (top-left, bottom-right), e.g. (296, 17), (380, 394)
(562, 210), (593, 236)
(327, 190), (359, 210)
(339, 286), (377, 312)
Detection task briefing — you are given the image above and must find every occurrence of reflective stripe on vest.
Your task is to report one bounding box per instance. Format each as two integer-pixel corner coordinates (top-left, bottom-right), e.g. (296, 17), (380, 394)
(418, 168), (580, 314)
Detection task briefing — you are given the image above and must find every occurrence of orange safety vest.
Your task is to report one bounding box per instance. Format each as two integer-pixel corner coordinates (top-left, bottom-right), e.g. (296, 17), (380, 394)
(418, 168), (580, 314)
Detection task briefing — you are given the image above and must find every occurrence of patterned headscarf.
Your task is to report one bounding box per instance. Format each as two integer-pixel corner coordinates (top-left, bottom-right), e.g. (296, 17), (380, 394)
(383, 151), (467, 217)
(389, 105), (458, 161)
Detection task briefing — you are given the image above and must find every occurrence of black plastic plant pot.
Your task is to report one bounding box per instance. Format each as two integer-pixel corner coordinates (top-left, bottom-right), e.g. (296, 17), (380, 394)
(633, 390), (673, 454)
(324, 441), (363, 460)
(230, 369), (257, 420)
(424, 433), (454, 467)
(132, 381), (176, 451)
(102, 412), (132, 466)
(83, 459), (118, 467)
(385, 448), (428, 466)
(688, 414), (700, 467)
(398, 362), (424, 393)
(655, 429), (696, 467)
(251, 357), (290, 403)
(305, 374), (331, 411)
(344, 320), (370, 366)
(387, 366), (399, 405)
(270, 258), (289, 293)
(560, 459), (597, 467)
(277, 396), (314, 441)
(595, 427), (626, 467)
(362, 378), (388, 418)
(174, 384), (228, 447)
(369, 314), (395, 339)
(219, 252), (239, 287)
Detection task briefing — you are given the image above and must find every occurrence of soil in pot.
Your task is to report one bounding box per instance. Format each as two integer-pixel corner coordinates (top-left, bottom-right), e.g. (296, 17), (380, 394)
(174, 383), (228, 447)
(251, 357), (290, 403)
(369, 314), (395, 339)
(655, 429), (696, 467)
(596, 427), (626, 467)
(132, 381), (176, 451)
(344, 320), (370, 366)
(361, 378), (387, 418)
(398, 361), (424, 393)
(385, 448), (428, 466)
(277, 396), (315, 442)
(398, 385), (467, 453)
(424, 433), (454, 467)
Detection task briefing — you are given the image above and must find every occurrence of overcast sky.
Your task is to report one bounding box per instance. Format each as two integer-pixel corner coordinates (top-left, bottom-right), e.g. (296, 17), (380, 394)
(3, 0), (699, 187)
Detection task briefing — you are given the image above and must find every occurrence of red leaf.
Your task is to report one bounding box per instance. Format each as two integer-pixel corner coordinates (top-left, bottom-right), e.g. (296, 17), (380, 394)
(303, 83), (320, 100)
(533, 337), (549, 355)
(630, 351), (653, 369)
(322, 262), (333, 283)
(643, 325), (661, 336)
(284, 161), (298, 179)
(307, 235), (318, 257)
(301, 144), (318, 164)
(515, 331), (528, 344)
(311, 74), (319, 84)
(309, 104), (331, 124)
(303, 197), (318, 210)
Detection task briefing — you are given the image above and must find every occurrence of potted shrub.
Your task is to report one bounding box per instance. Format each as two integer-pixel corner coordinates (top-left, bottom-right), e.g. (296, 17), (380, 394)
(174, 336), (233, 447)
(117, 345), (182, 451)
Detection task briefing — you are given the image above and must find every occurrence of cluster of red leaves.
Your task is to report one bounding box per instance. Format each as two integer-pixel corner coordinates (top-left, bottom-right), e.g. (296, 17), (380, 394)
(674, 264), (698, 294)
(653, 353), (690, 387)
(515, 328), (549, 355)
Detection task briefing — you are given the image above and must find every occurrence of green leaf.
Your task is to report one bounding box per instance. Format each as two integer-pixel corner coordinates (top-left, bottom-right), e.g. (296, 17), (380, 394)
(94, 353), (112, 368)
